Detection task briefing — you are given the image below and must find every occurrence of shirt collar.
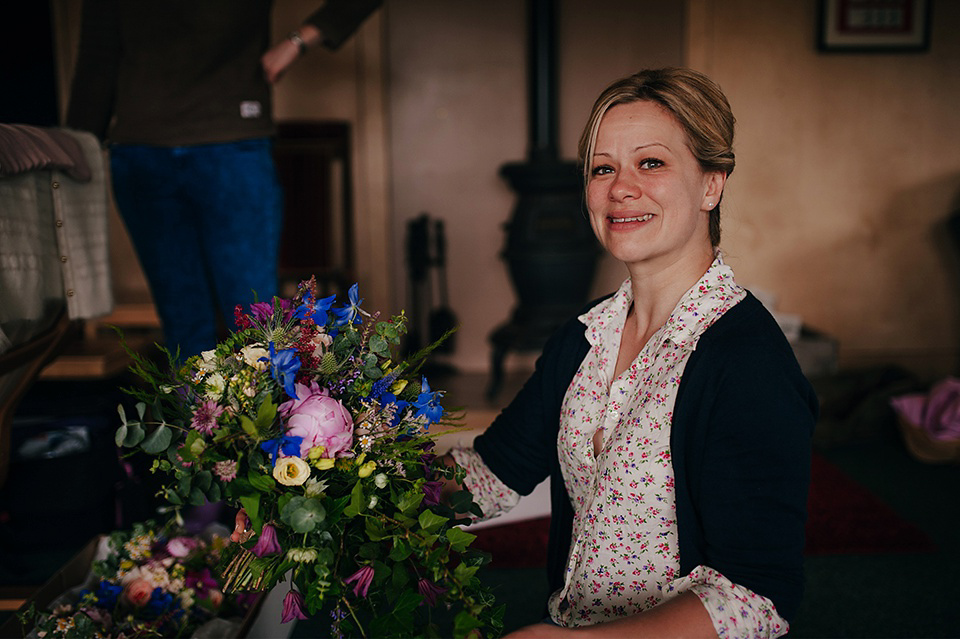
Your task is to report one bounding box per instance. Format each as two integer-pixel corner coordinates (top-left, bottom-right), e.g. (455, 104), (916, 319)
(579, 253), (745, 351)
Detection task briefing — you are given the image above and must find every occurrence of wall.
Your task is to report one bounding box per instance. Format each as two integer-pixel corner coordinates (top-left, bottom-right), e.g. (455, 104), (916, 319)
(386, 0), (684, 373)
(687, 0), (960, 379)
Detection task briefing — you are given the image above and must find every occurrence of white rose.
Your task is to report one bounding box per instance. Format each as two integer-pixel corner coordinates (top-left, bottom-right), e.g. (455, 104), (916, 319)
(273, 456), (311, 486)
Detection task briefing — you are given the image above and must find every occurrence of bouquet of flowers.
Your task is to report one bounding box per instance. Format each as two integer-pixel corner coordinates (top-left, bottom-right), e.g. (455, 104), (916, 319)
(19, 521), (252, 638)
(112, 280), (502, 638)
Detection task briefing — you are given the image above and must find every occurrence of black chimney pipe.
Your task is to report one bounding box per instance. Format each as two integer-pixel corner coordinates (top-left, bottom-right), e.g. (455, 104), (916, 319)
(488, 0), (600, 398)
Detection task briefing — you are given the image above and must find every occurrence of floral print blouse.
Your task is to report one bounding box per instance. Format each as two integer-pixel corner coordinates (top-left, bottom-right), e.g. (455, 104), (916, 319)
(452, 255), (789, 638)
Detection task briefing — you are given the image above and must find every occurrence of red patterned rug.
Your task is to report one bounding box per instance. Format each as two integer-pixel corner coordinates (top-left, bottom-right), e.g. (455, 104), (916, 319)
(471, 453), (936, 568)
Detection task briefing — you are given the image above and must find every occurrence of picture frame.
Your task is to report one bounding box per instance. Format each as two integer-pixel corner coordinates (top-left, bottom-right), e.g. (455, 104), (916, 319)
(818, 0), (931, 52)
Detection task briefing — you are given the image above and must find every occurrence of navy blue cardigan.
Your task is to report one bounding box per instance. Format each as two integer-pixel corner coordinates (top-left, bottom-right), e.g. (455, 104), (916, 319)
(473, 292), (818, 623)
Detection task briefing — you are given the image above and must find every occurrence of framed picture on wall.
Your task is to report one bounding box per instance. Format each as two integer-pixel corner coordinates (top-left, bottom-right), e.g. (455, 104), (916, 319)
(818, 0), (931, 52)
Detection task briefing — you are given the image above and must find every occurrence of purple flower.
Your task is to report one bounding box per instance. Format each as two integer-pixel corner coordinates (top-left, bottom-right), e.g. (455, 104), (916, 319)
(251, 523), (282, 557)
(421, 480), (444, 506)
(186, 568), (219, 597)
(281, 589), (309, 624)
(262, 342), (301, 399)
(417, 578), (447, 607)
(250, 302), (275, 323)
(214, 459), (238, 482)
(191, 400), (223, 435)
(343, 564), (375, 598)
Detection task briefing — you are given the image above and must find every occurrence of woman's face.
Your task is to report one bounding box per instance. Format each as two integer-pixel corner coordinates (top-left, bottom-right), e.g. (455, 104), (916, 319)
(586, 100), (724, 275)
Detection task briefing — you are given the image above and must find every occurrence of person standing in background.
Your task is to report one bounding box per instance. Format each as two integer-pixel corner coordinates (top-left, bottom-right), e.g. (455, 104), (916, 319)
(67, 0), (381, 359)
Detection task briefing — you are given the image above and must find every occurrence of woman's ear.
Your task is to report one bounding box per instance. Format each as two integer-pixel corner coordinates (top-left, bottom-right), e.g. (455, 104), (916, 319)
(702, 171), (726, 211)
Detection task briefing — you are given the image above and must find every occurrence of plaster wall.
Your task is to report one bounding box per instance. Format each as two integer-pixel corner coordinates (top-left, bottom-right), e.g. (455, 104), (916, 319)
(687, 0), (960, 379)
(385, 0), (684, 373)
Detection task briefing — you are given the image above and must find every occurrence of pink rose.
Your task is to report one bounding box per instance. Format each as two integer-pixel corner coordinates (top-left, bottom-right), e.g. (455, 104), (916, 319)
(124, 578), (154, 607)
(279, 381), (353, 457)
(165, 536), (199, 558)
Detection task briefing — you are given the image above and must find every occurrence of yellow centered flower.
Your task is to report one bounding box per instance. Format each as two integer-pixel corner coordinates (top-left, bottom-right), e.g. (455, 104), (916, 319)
(273, 456), (310, 486)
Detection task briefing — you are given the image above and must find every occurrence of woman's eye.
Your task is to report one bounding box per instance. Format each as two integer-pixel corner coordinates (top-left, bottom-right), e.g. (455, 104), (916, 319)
(591, 165), (614, 176)
(639, 158), (664, 170)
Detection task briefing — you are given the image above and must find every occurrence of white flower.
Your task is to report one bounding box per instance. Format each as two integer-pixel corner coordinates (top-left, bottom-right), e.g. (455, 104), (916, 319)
(241, 345), (269, 370)
(287, 547), (319, 563)
(374, 473), (388, 489)
(368, 495), (378, 509)
(273, 456), (311, 486)
(204, 372), (226, 400)
(196, 349), (218, 372)
(304, 477), (328, 497)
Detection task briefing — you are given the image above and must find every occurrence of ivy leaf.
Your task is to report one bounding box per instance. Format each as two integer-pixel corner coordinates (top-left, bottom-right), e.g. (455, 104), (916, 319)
(449, 490), (475, 514)
(453, 611), (482, 639)
(142, 423), (172, 454)
(446, 527), (477, 553)
(365, 516), (385, 542)
(417, 510), (448, 535)
(389, 538), (412, 562)
(396, 490), (424, 515)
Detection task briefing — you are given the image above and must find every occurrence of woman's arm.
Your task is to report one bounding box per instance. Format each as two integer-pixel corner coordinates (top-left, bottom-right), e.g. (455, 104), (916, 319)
(506, 592), (716, 638)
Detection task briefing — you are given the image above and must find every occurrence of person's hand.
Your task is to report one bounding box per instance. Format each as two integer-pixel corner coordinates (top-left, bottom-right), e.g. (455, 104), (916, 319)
(504, 622), (577, 638)
(261, 39), (300, 84)
(261, 24), (322, 84)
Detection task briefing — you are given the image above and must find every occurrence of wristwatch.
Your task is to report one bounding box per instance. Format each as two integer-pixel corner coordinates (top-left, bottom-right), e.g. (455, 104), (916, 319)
(287, 30), (308, 55)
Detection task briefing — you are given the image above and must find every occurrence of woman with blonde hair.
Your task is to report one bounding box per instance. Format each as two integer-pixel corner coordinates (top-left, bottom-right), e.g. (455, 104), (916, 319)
(445, 68), (817, 638)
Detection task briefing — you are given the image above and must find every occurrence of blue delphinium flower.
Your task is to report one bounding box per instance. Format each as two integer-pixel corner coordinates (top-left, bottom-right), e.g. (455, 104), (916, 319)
(412, 377), (444, 425)
(262, 342), (301, 399)
(261, 435), (304, 466)
(294, 291), (337, 325)
(80, 579), (123, 610)
(367, 372), (398, 405)
(332, 283), (365, 327)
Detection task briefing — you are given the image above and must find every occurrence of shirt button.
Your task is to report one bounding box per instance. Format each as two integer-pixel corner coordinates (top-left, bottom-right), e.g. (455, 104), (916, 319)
(56, 220), (63, 227)
(66, 289), (75, 297)
(60, 256), (68, 263)
(51, 181), (60, 189)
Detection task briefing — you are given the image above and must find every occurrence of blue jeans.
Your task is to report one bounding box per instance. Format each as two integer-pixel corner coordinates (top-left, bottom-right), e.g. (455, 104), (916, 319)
(110, 139), (283, 359)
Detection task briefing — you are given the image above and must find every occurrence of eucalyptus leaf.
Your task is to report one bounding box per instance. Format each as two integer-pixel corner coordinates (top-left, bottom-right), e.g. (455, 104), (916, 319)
(142, 423), (172, 454)
(117, 404), (128, 426)
(135, 401), (146, 421)
(280, 496), (326, 533)
(189, 487), (206, 506)
(114, 423), (128, 448)
(122, 422), (145, 448)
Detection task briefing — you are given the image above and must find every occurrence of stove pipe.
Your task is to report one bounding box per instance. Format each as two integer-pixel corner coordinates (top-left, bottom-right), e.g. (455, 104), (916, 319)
(489, 0), (600, 396)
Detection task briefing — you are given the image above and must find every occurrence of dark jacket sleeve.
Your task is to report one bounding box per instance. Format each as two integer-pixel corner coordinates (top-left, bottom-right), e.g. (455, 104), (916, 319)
(65, 0), (121, 140)
(673, 293), (818, 623)
(473, 313), (590, 496)
(303, 0), (383, 51)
